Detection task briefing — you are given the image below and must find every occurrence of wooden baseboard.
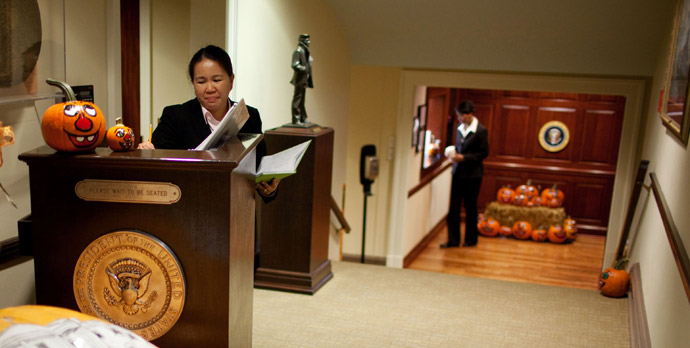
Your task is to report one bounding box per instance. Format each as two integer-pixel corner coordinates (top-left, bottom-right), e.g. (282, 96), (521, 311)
(341, 254), (386, 265)
(628, 263), (651, 348)
(403, 217), (446, 268)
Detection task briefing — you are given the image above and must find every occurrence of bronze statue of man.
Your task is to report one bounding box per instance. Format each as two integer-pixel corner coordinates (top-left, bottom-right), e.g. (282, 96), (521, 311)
(290, 34), (313, 124)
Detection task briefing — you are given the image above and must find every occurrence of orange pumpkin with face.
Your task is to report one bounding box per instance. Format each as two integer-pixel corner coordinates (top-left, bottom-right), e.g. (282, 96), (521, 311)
(516, 180), (539, 201)
(563, 218), (577, 241)
(599, 267), (630, 298)
(499, 225), (513, 237)
(106, 118), (135, 151)
(531, 228), (548, 242)
(478, 218), (500, 237)
(42, 79), (105, 152)
(547, 225), (567, 243)
(496, 186), (515, 204)
(541, 185), (565, 206)
(512, 220), (533, 240)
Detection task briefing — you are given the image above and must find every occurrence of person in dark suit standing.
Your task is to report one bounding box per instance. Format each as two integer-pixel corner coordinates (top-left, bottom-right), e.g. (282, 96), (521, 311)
(138, 45), (279, 198)
(441, 100), (489, 248)
(290, 34), (313, 124)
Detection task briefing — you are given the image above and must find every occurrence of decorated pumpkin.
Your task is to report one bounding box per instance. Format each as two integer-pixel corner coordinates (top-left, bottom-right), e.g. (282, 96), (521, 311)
(541, 185), (565, 206)
(547, 225), (567, 243)
(0, 305), (156, 347)
(546, 197), (562, 208)
(496, 186), (515, 204)
(42, 79), (106, 152)
(513, 194), (530, 206)
(478, 218), (501, 237)
(512, 220), (533, 240)
(531, 196), (544, 207)
(106, 117), (135, 151)
(531, 228), (548, 242)
(499, 225), (513, 237)
(599, 260), (630, 298)
(516, 180), (539, 200)
(563, 218), (577, 241)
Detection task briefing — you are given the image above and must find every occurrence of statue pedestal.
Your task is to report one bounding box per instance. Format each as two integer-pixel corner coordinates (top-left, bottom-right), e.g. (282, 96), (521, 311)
(255, 126), (334, 294)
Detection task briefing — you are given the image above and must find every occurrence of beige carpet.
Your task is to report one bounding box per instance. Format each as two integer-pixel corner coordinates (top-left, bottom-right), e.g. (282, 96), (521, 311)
(253, 261), (629, 348)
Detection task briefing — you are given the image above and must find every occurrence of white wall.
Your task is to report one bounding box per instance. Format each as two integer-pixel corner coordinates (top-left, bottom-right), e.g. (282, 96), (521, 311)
(234, 0), (351, 260)
(627, 4), (690, 344)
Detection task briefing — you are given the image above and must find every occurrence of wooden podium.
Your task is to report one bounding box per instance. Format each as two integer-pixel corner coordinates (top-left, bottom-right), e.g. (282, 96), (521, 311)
(254, 126), (334, 294)
(18, 135), (261, 348)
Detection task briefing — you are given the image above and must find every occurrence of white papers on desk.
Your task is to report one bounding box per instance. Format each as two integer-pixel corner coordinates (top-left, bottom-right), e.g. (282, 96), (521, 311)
(194, 99), (250, 150)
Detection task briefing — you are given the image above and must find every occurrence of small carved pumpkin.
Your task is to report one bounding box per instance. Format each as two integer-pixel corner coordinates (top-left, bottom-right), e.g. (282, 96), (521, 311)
(531, 196), (544, 207)
(512, 220), (533, 240)
(546, 197), (562, 208)
(479, 218), (500, 237)
(499, 225), (513, 237)
(563, 218), (577, 241)
(41, 79), (106, 152)
(513, 194), (530, 206)
(599, 261), (630, 298)
(106, 118), (135, 151)
(547, 225), (567, 243)
(496, 186), (515, 204)
(531, 228), (548, 242)
(516, 180), (539, 201)
(541, 184), (565, 206)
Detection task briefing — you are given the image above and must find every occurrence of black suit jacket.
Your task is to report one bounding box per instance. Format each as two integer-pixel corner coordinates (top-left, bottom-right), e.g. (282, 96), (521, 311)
(452, 123), (489, 178)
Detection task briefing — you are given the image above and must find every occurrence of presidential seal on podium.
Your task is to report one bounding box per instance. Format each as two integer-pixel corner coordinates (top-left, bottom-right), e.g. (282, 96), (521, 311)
(73, 231), (186, 341)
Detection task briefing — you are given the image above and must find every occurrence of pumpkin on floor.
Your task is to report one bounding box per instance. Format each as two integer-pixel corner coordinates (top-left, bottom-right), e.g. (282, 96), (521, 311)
(599, 260), (630, 298)
(512, 220), (533, 240)
(499, 225), (513, 237)
(563, 218), (577, 241)
(531, 228), (548, 242)
(547, 224), (567, 243)
(479, 218), (501, 237)
(41, 79), (106, 152)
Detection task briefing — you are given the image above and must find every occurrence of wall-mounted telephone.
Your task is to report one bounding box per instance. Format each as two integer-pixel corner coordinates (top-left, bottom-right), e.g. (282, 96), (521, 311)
(360, 145), (379, 195)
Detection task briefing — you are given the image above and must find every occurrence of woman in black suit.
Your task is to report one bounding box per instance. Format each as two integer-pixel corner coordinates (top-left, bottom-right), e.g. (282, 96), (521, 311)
(441, 100), (489, 248)
(139, 45), (279, 198)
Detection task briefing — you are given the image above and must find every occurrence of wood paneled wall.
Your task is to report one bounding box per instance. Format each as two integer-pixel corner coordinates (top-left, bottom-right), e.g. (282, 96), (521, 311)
(451, 88), (626, 235)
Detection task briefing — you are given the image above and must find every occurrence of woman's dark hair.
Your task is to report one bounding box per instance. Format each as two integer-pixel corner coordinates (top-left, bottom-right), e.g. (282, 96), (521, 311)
(188, 45), (233, 81)
(455, 100), (475, 114)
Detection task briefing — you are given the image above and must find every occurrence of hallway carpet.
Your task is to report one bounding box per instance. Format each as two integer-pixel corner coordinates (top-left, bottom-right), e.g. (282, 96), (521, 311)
(253, 261), (629, 347)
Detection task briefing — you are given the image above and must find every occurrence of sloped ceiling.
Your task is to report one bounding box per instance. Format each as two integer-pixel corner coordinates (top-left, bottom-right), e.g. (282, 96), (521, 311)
(323, 0), (674, 76)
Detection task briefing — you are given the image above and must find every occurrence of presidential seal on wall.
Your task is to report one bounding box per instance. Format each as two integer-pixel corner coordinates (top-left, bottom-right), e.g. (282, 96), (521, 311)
(538, 121), (570, 152)
(73, 231), (186, 341)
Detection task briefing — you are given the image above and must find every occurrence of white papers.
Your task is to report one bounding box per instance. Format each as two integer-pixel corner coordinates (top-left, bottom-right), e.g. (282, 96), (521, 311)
(254, 140), (311, 183)
(194, 99), (250, 150)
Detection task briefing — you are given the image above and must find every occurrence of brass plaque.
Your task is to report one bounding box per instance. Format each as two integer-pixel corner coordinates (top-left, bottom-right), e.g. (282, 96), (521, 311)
(75, 180), (181, 204)
(73, 231), (186, 341)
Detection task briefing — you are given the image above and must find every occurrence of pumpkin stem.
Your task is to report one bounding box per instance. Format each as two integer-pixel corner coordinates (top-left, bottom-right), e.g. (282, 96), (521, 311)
(46, 78), (77, 101)
(613, 258), (628, 270)
(115, 117), (123, 125)
(551, 183), (559, 190)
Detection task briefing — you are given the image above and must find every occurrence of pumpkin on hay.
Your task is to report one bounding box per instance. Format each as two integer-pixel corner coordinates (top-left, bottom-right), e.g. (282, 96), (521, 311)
(513, 194), (530, 206)
(547, 224), (567, 243)
(106, 117), (135, 151)
(541, 184), (564, 207)
(598, 259), (630, 298)
(512, 220), (533, 240)
(41, 79), (106, 152)
(516, 180), (539, 201)
(496, 185), (515, 204)
(478, 218), (500, 237)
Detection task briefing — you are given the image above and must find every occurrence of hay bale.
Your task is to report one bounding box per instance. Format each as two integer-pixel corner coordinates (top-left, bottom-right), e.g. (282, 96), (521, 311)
(483, 201), (565, 229)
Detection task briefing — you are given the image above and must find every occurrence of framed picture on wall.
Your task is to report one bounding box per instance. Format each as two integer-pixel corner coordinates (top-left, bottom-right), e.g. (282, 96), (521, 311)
(660, 0), (690, 146)
(417, 104), (427, 153)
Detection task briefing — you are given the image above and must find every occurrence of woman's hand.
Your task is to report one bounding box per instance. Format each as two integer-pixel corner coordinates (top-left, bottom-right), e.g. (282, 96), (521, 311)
(137, 141), (155, 150)
(256, 178), (280, 197)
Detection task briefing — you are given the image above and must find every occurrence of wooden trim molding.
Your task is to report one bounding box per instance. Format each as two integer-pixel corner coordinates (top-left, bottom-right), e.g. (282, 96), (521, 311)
(650, 172), (690, 304)
(628, 263), (651, 348)
(408, 162), (452, 197)
(403, 217), (446, 268)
